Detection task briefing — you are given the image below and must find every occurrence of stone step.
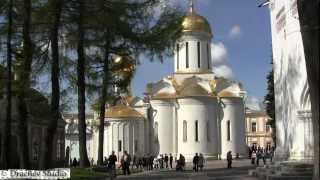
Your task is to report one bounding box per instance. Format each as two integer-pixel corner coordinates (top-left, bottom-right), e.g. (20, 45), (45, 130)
(266, 175), (312, 180)
(280, 166), (313, 172)
(279, 162), (313, 169)
(280, 172), (313, 176)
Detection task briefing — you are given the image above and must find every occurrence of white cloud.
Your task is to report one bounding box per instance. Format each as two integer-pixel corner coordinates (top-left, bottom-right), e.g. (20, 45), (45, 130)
(245, 96), (264, 111)
(228, 25), (242, 39)
(211, 42), (234, 79)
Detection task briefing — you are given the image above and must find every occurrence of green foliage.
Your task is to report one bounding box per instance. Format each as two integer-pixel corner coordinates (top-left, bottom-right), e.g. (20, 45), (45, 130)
(264, 69), (275, 126)
(264, 68), (276, 145)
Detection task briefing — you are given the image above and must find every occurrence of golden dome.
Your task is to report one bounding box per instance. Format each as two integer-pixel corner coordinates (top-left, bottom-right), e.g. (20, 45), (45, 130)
(106, 105), (144, 119)
(182, 11), (212, 36)
(218, 90), (237, 98)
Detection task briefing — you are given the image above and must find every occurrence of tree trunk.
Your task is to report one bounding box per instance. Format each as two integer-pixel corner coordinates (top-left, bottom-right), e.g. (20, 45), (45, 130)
(17, 0), (33, 169)
(0, 0), (13, 170)
(39, 0), (63, 170)
(97, 32), (110, 166)
(77, 0), (90, 167)
(297, 1), (320, 179)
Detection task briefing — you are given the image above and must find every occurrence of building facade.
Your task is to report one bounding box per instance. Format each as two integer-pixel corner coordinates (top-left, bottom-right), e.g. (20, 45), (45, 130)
(245, 109), (274, 149)
(64, 114), (95, 163)
(0, 89), (65, 168)
(269, 0), (313, 162)
(65, 3), (249, 163)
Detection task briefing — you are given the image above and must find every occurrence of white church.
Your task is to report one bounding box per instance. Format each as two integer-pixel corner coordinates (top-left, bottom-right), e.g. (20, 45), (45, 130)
(65, 3), (248, 162)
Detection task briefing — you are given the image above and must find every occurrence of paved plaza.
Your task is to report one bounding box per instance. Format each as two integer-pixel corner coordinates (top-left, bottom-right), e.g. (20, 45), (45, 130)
(116, 159), (259, 180)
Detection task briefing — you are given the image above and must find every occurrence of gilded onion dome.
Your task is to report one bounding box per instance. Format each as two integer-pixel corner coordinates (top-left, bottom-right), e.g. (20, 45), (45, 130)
(106, 105), (144, 119)
(182, 2), (212, 36)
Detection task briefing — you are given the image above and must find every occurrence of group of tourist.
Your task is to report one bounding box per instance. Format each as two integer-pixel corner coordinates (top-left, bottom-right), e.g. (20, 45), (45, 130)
(192, 153), (205, 172)
(103, 151), (131, 175)
(100, 152), (208, 174)
(248, 145), (275, 166)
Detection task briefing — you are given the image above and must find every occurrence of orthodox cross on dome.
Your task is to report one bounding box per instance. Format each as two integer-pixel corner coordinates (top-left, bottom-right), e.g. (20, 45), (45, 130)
(189, 0), (195, 13)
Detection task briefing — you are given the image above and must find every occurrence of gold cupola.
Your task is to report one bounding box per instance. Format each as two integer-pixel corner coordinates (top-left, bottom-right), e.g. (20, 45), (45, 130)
(182, 1), (212, 36)
(106, 104), (144, 119)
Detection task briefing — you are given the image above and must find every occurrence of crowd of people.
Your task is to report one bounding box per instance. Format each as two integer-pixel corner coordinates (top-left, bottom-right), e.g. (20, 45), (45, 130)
(248, 145), (275, 166)
(192, 153), (205, 172)
(98, 152), (207, 175)
(69, 145), (275, 176)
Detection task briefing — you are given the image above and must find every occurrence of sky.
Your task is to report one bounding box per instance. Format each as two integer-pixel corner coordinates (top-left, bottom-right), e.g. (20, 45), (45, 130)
(132, 0), (272, 110)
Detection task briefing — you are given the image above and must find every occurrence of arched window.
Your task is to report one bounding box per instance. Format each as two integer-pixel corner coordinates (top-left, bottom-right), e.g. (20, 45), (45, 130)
(195, 120), (199, 142)
(183, 120), (187, 142)
(227, 120), (231, 141)
(177, 44), (180, 70)
(134, 140), (138, 152)
(207, 121), (210, 142)
(186, 42), (189, 68)
(197, 41), (201, 68)
(118, 140), (122, 152)
(207, 43), (210, 69)
(251, 122), (257, 132)
(154, 122), (158, 137)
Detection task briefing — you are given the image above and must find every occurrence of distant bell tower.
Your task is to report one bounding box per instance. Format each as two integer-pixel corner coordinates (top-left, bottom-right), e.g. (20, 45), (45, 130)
(175, 0), (213, 74)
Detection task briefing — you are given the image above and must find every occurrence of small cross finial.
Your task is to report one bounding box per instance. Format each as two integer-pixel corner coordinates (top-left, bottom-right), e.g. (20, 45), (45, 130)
(189, 0), (194, 13)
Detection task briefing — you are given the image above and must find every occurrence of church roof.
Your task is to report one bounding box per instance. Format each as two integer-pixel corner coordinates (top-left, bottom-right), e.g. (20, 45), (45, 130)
(105, 105), (144, 119)
(218, 90), (238, 98)
(152, 92), (176, 99)
(179, 83), (209, 96)
(182, 2), (212, 36)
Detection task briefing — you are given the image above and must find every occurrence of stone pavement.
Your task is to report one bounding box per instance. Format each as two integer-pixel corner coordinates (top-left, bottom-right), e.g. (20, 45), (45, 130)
(115, 159), (259, 180)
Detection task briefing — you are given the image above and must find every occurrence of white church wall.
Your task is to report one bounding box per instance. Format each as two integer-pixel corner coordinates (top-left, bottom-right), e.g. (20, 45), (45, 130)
(269, 0), (313, 161)
(150, 99), (174, 155)
(220, 97), (246, 159)
(177, 97), (218, 161)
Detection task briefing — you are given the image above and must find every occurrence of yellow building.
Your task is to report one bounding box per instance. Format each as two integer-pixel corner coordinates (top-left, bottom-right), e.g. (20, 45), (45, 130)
(245, 108), (274, 149)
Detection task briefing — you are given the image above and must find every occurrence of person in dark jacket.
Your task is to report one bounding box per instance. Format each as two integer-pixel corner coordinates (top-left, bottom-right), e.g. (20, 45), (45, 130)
(227, 151), (232, 168)
(164, 154), (169, 168)
(169, 154), (173, 169)
(193, 153), (199, 172)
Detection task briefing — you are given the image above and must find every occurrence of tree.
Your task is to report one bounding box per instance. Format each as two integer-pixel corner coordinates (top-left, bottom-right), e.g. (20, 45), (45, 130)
(16, 0), (33, 169)
(264, 69), (275, 146)
(76, 0), (91, 167)
(0, 0), (12, 170)
(90, 1), (184, 166)
(297, 1), (319, 179)
(39, 0), (64, 169)
(97, 31), (110, 166)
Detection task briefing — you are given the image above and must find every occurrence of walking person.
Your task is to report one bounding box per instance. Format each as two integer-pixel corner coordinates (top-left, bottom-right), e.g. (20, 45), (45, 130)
(108, 151), (117, 179)
(123, 151), (131, 175)
(256, 150), (261, 166)
(262, 150), (266, 165)
(160, 154), (164, 169)
(198, 153), (205, 171)
(193, 153), (199, 172)
(227, 151), (232, 168)
(164, 154), (169, 168)
(169, 154), (173, 169)
(270, 147), (275, 163)
(251, 151), (256, 165)
(72, 158), (77, 167)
